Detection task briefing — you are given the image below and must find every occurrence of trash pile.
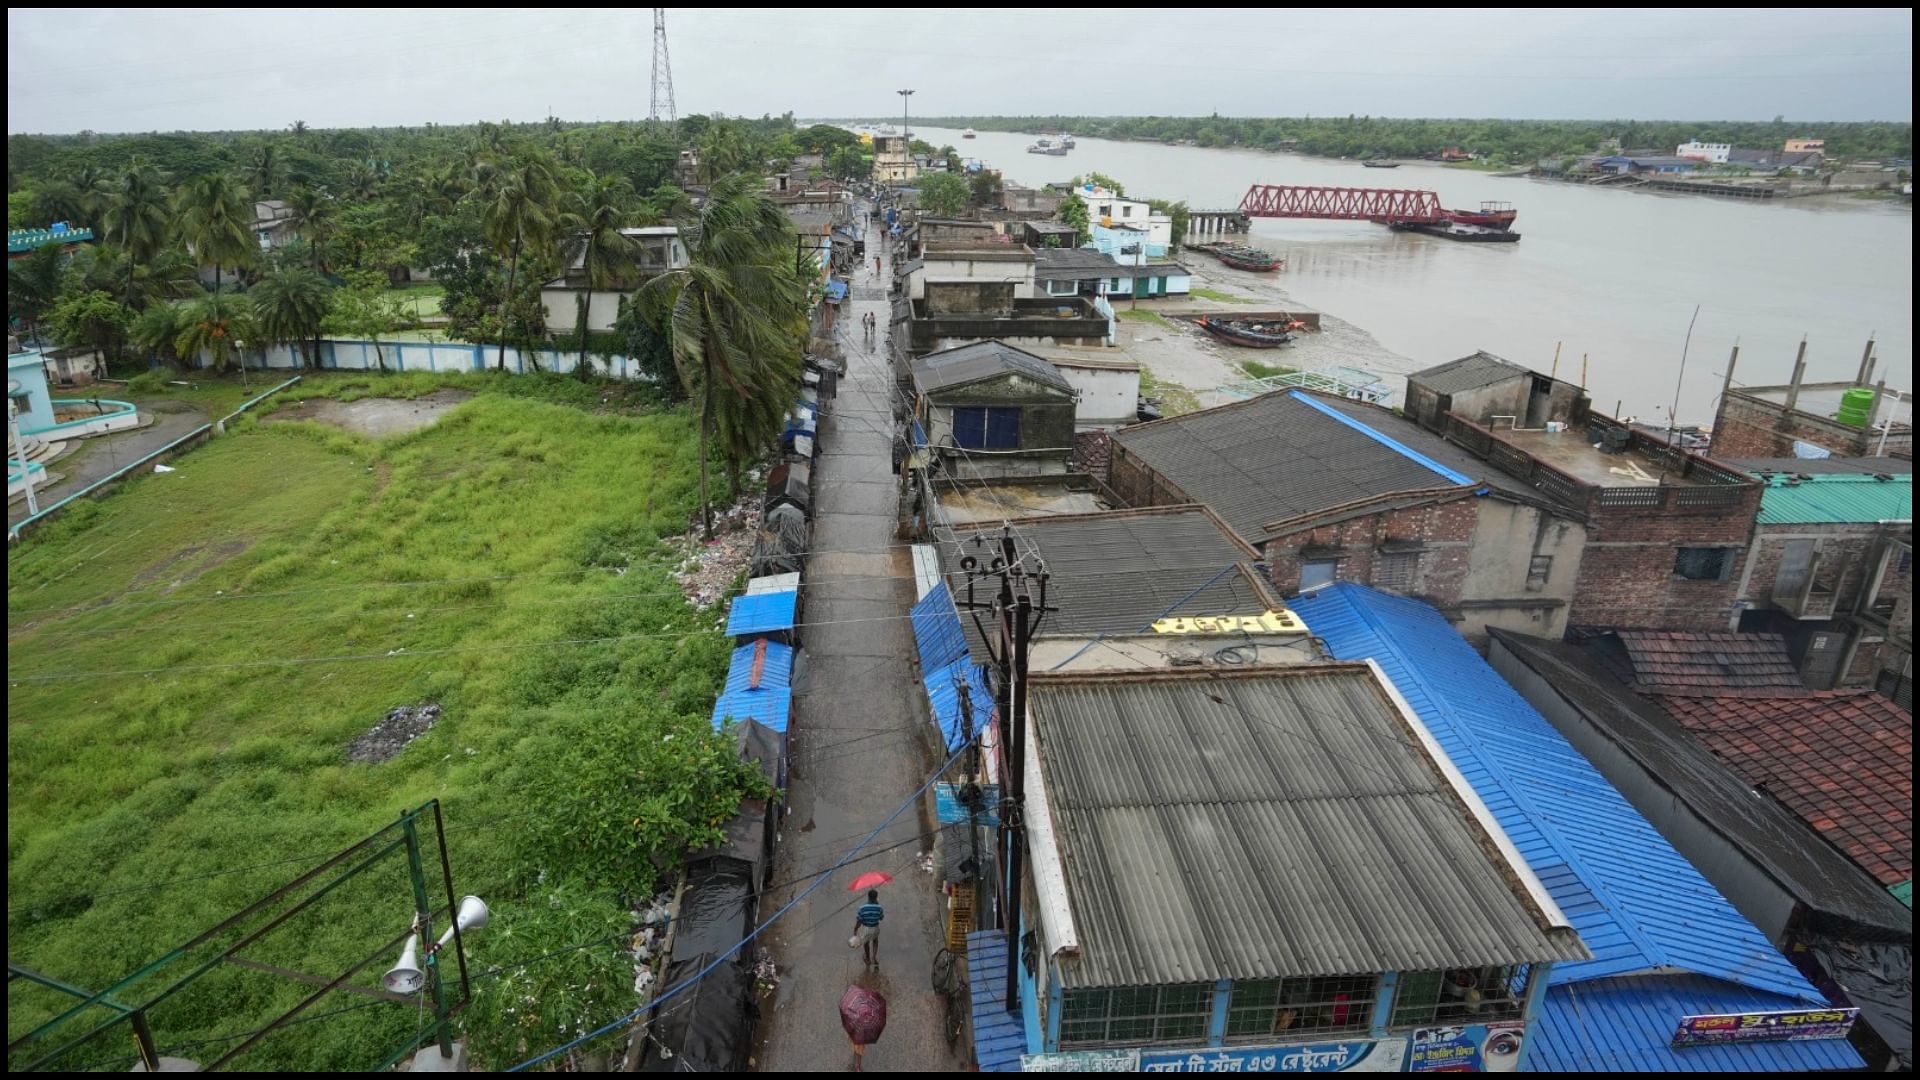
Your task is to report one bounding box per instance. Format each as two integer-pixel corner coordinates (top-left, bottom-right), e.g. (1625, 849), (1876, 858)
(669, 473), (766, 610)
(630, 892), (674, 994)
(347, 702), (442, 764)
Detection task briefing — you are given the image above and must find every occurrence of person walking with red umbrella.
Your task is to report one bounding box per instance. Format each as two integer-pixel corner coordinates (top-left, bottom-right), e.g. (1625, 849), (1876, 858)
(840, 984), (887, 1072)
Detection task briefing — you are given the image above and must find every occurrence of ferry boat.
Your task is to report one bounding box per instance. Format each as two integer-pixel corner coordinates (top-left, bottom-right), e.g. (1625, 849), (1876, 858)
(1026, 138), (1068, 156)
(1060, 133), (1076, 148)
(962, 128), (976, 139)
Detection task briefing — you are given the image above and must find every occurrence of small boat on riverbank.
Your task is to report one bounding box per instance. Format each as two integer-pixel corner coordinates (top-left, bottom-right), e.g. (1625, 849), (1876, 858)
(1362, 160), (1400, 168)
(1197, 315), (1301, 348)
(1441, 200), (1517, 229)
(1390, 221), (1521, 243)
(1187, 241), (1286, 272)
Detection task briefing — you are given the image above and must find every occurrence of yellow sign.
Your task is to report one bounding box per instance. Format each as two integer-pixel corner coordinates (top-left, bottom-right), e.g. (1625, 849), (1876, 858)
(1151, 610), (1307, 635)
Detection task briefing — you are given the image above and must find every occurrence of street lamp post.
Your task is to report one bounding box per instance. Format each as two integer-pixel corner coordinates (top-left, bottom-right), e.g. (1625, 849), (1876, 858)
(897, 89), (914, 179)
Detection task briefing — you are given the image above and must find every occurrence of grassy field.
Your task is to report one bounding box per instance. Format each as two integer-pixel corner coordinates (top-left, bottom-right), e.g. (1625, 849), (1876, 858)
(1117, 307), (1174, 329)
(7, 373), (757, 1069)
(1189, 287), (1255, 304)
(1241, 360), (1297, 380)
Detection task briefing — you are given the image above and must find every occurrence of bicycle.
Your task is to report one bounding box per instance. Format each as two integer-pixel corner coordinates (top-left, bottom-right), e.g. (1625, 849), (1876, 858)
(931, 947), (969, 1048)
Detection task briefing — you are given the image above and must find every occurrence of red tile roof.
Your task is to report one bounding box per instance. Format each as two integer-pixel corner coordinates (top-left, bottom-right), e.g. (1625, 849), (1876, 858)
(1613, 630), (1808, 694)
(1655, 691), (1914, 887)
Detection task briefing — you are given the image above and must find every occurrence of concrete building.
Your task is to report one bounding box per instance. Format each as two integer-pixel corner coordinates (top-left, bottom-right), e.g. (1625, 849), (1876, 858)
(1711, 347), (1910, 460)
(1677, 140), (1732, 163)
(1293, 583), (1867, 1072)
(1032, 247), (1191, 300)
(1411, 354), (1764, 631)
(1488, 630), (1914, 1071)
(871, 134), (917, 184)
(1069, 183), (1171, 251)
(1727, 458), (1912, 688)
(979, 660), (1586, 1070)
(1785, 137), (1827, 154)
(1033, 347), (1139, 431)
(538, 226), (687, 334)
(1595, 154), (1702, 175)
(251, 200), (301, 251)
(904, 293), (1111, 357)
(1106, 389), (1588, 640)
(904, 241), (1037, 303)
(909, 340), (1077, 479)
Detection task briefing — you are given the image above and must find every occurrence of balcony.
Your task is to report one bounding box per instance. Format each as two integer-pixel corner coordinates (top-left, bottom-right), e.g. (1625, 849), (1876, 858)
(1774, 581), (1840, 620)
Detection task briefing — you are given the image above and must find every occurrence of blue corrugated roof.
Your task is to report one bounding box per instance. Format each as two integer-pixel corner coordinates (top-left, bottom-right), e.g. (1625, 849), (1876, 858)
(925, 657), (993, 751)
(911, 582), (970, 672)
(825, 279), (848, 301)
(967, 930), (1027, 1071)
(1295, 583), (1862, 1073)
(935, 782), (1001, 826)
(710, 639), (794, 733)
(912, 583), (990, 750)
(725, 589), (797, 636)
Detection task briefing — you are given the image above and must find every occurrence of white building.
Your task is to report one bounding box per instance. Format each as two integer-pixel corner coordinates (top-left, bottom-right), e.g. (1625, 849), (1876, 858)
(1676, 140), (1731, 164)
(872, 135), (918, 184)
(539, 227), (687, 335)
(1072, 183), (1171, 249)
(905, 243), (1037, 301)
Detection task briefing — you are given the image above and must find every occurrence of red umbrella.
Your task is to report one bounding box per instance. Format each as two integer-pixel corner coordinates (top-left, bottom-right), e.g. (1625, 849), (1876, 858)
(840, 984), (888, 1046)
(847, 870), (894, 892)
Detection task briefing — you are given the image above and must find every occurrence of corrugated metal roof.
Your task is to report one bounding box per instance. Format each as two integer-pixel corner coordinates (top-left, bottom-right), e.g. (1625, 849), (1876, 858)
(1296, 584), (1858, 1072)
(1407, 351), (1530, 396)
(725, 589), (797, 636)
(1111, 392), (1512, 541)
(1729, 456), (1914, 477)
(711, 639), (794, 733)
(940, 507), (1281, 663)
(910, 340), (1075, 396)
(925, 657), (994, 751)
(1030, 665), (1586, 989)
(1532, 974), (1863, 1072)
(1748, 472), (1912, 524)
(911, 581), (970, 672)
(967, 930), (1027, 1071)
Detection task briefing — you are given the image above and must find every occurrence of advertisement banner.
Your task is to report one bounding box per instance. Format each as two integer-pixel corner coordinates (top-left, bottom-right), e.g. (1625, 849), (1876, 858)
(1023, 1050), (1142, 1072)
(1139, 1038), (1409, 1073)
(1408, 1024), (1525, 1072)
(1670, 1008), (1857, 1047)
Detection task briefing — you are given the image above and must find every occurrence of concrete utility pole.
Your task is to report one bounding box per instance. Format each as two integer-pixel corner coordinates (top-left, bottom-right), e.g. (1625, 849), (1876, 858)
(954, 526), (1053, 1016)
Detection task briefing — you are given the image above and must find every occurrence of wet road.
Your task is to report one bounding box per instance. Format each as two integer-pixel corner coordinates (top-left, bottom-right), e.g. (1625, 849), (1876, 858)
(755, 215), (964, 1072)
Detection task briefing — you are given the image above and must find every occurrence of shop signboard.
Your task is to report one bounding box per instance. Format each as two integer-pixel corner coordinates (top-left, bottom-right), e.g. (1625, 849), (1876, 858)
(1138, 1038), (1408, 1073)
(1408, 1024), (1526, 1072)
(1670, 1008), (1857, 1047)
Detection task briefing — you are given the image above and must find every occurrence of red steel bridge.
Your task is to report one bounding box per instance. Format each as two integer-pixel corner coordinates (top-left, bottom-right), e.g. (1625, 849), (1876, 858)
(1238, 184), (1445, 223)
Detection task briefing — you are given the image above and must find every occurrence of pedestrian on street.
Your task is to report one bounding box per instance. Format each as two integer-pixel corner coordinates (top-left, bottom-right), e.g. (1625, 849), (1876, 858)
(874, 256), (882, 277)
(839, 984), (887, 1072)
(853, 889), (884, 969)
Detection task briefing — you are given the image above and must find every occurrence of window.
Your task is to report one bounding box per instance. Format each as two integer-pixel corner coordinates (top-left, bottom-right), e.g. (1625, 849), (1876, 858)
(1526, 555), (1553, 592)
(1373, 551), (1419, 592)
(1227, 975), (1379, 1041)
(1111, 277), (1122, 290)
(1061, 984), (1212, 1048)
(1674, 546), (1735, 581)
(1122, 204), (1133, 217)
(951, 407), (1021, 450)
(1391, 966), (1532, 1029)
(1301, 559), (1340, 590)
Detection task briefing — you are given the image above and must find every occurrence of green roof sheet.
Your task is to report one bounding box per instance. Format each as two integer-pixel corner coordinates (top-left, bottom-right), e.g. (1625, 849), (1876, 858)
(1893, 880), (1913, 908)
(1750, 472), (1912, 525)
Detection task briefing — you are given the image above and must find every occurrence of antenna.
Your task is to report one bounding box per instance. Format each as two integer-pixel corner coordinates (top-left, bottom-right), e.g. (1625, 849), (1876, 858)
(649, 9), (677, 133)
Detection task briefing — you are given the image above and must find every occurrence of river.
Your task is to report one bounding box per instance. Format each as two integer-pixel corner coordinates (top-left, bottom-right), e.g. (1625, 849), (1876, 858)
(910, 125), (1912, 424)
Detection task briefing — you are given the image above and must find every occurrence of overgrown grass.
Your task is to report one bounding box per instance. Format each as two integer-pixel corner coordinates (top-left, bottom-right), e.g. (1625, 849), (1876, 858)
(1117, 308), (1173, 329)
(1241, 360), (1297, 380)
(6, 383), (753, 1069)
(1138, 366), (1201, 416)
(1190, 287), (1256, 304)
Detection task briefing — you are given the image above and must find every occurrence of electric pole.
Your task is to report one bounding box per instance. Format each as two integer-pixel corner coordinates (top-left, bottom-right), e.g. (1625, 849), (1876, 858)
(954, 526), (1052, 1015)
(649, 9), (677, 134)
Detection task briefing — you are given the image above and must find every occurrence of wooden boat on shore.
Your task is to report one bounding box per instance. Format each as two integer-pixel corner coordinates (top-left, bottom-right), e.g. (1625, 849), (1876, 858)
(1197, 315), (1300, 348)
(1186, 241), (1286, 272)
(1362, 160), (1400, 168)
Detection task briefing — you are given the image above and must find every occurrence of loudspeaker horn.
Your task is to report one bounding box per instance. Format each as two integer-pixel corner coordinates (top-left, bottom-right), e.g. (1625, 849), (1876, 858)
(436, 895), (489, 947)
(382, 935), (425, 995)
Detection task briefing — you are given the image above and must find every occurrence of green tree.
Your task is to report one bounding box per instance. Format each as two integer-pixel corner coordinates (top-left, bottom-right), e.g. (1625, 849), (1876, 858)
(1076, 171), (1127, 196)
(174, 172), (255, 296)
(1148, 198), (1191, 247)
(99, 160), (173, 360)
(969, 169), (1004, 209)
(128, 300), (189, 370)
(917, 171), (970, 218)
(611, 295), (679, 396)
(323, 279), (414, 372)
(558, 171), (640, 379)
(825, 145), (868, 182)
(7, 244), (64, 343)
(1058, 193), (1090, 243)
(48, 289), (130, 357)
(480, 155), (563, 369)
(173, 292), (254, 373)
(247, 142), (287, 199)
(640, 176), (805, 536)
(251, 266), (333, 368)
(285, 186), (335, 271)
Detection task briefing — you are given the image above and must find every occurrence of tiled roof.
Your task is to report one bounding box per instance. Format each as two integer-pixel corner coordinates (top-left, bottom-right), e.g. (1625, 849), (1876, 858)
(1595, 630), (1807, 694)
(1407, 351), (1530, 396)
(1110, 391), (1526, 542)
(1030, 665), (1586, 989)
(1293, 583), (1856, 1072)
(1746, 472), (1912, 525)
(1655, 691), (1914, 888)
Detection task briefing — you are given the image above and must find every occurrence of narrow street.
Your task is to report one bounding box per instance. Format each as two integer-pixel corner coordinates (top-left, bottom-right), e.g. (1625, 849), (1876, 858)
(755, 213), (964, 1072)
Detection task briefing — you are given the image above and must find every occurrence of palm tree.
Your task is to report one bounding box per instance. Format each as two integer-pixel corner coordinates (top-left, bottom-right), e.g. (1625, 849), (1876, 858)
(640, 176), (806, 536)
(342, 161), (380, 201)
(479, 155), (562, 370)
(69, 165), (116, 230)
(101, 160), (172, 360)
(174, 292), (254, 373)
(289, 119), (309, 139)
(129, 300), (188, 370)
(247, 143), (286, 200)
(251, 267), (332, 368)
(285, 186), (335, 271)
(174, 173), (255, 297)
(558, 171), (639, 377)
(7, 245), (65, 344)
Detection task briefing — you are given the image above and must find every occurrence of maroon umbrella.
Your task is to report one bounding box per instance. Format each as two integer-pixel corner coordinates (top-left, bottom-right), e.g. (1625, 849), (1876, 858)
(839, 984), (888, 1046)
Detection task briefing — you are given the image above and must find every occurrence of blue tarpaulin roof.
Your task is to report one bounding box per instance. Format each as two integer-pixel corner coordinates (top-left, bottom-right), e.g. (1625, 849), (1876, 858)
(1295, 583), (1863, 1072)
(824, 280), (848, 302)
(710, 639), (794, 733)
(726, 589), (797, 637)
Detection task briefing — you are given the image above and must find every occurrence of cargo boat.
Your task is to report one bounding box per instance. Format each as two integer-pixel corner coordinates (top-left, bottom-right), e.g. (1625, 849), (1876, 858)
(1390, 221), (1521, 243)
(1440, 200), (1517, 229)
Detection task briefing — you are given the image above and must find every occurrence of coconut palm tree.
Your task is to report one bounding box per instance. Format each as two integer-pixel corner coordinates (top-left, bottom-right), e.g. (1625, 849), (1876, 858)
(101, 160), (172, 359)
(251, 267), (332, 368)
(247, 143), (286, 199)
(479, 154), (562, 370)
(640, 175), (806, 536)
(342, 161), (380, 201)
(69, 165), (117, 230)
(129, 300), (189, 370)
(285, 186), (335, 271)
(174, 292), (254, 373)
(174, 172), (255, 297)
(558, 171), (639, 377)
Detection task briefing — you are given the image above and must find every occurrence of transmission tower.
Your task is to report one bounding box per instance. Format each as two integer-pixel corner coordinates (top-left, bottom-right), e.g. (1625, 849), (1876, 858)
(649, 9), (676, 132)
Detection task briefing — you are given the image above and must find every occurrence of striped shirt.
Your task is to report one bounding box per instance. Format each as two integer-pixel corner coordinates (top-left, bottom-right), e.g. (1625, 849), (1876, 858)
(856, 902), (885, 927)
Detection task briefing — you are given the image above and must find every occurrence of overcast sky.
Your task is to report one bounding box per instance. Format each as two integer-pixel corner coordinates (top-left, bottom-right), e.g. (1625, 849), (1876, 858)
(7, 8), (1912, 134)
